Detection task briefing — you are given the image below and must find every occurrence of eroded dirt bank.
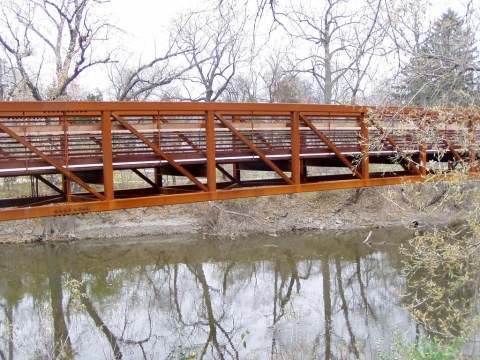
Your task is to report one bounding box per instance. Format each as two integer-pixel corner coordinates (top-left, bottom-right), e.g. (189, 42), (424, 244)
(0, 183), (466, 243)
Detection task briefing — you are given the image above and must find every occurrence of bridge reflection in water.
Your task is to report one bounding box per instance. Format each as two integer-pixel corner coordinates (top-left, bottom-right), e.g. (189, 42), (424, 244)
(0, 102), (478, 220)
(0, 231), (420, 359)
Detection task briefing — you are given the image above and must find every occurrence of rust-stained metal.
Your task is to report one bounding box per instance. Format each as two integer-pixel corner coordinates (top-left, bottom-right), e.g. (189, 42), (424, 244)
(299, 113), (364, 179)
(214, 112), (294, 185)
(0, 101), (478, 221)
(290, 111), (301, 184)
(111, 112), (208, 191)
(0, 121), (105, 200)
(34, 174), (64, 195)
(102, 111), (114, 200)
(469, 119), (478, 173)
(366, 118), (423, 176)
(358, 114), (370, 179)
(206, 111), (217, 192)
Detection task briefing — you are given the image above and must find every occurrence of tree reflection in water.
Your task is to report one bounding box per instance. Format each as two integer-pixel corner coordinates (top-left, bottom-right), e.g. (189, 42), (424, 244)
(0, 230), (421, 359)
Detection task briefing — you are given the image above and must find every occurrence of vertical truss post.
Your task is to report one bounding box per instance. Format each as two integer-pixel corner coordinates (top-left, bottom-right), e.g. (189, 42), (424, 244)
(61, 113), (72, 201)
(154, 167), (163, 187)
(206, 111), (217, 192)
(291, 111), (301, 184)
(154, 113), (163, 187)
(30, 175), (38, 197)
(359, 114), (370, 179)
(232, 116), (241, 182)
(468, 119), (478, 173)
(102, 111), (114, 200)
(301, 161), (307, 182)
(419, 143), (427, 176)
(233, 163), (241, 182)
(62, 175), (71, 202)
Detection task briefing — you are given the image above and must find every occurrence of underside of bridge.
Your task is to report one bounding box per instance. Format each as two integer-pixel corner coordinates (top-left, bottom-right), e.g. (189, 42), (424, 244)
(0, 102), (478, 221)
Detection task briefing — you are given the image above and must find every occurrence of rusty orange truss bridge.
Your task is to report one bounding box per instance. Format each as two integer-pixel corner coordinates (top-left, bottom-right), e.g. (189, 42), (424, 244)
(0, 101), (478, 221)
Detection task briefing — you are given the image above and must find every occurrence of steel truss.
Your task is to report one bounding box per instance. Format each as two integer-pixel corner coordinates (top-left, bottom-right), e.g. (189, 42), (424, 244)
(0, 102), (478, 221)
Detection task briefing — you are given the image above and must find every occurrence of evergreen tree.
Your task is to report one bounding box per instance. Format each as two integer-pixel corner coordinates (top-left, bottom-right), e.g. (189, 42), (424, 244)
(398, 9), (479, 107)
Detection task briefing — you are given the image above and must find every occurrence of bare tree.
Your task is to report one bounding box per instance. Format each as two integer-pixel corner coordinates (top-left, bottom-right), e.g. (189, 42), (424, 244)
(220, 72), (259, 102)
(219, 47), (316, 104)
(171, 3), (248, 102)
(383, 0), (431, 62)
(0, 0), (115, 100)
(259, 47), (315, 103)
(0, 58), (5, 100)
(279, 0), (385, 104)
(107, 47), (201, 101)
(260, 48), (292, 103)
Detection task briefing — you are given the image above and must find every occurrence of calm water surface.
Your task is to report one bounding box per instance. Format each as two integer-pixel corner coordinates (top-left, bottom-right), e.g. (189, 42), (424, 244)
(0, 229), (459, 359)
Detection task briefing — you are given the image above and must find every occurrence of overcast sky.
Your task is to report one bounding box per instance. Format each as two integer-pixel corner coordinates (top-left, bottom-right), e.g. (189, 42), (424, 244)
(103, 0), (471, 39)
(104, 0), (200, 42)
(82, 0), (478, 97)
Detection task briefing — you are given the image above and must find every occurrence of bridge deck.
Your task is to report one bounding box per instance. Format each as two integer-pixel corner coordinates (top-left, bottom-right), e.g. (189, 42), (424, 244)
(0, 102), (478, 221)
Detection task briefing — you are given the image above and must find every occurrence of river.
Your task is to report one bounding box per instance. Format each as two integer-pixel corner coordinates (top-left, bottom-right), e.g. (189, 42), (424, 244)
(0, 229), (477, 359)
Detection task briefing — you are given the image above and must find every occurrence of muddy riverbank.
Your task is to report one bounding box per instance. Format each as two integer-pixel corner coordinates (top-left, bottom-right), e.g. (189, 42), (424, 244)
(0, 183), (463, 243)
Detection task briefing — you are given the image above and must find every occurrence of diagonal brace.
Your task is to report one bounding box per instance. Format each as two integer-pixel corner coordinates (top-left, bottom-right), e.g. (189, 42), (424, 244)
(0, 122), (105, 200)
(233, 117), (274, 150)
(131, 169), (159, 189)
(216, 164), (236, 182)
(443, 140), (466, 163)
(418, 121), (465, 167)
(34, 175), (65, 195)
(385, 133), (422, 175)
(111, 113), (208, 191)
(161, 116), (238, 183)
(299, 113), (364, 179)
(368, 120), (422, 176)
(159, 116), (206, 155)
(214, 112), (294, 185)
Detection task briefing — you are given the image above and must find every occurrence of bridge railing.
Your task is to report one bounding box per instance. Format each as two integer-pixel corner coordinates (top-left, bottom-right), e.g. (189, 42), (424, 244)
(0, 102), (478, 220)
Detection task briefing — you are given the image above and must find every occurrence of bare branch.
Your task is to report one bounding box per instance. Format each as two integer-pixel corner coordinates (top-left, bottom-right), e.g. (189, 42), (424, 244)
(0, 0), (116, 100)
